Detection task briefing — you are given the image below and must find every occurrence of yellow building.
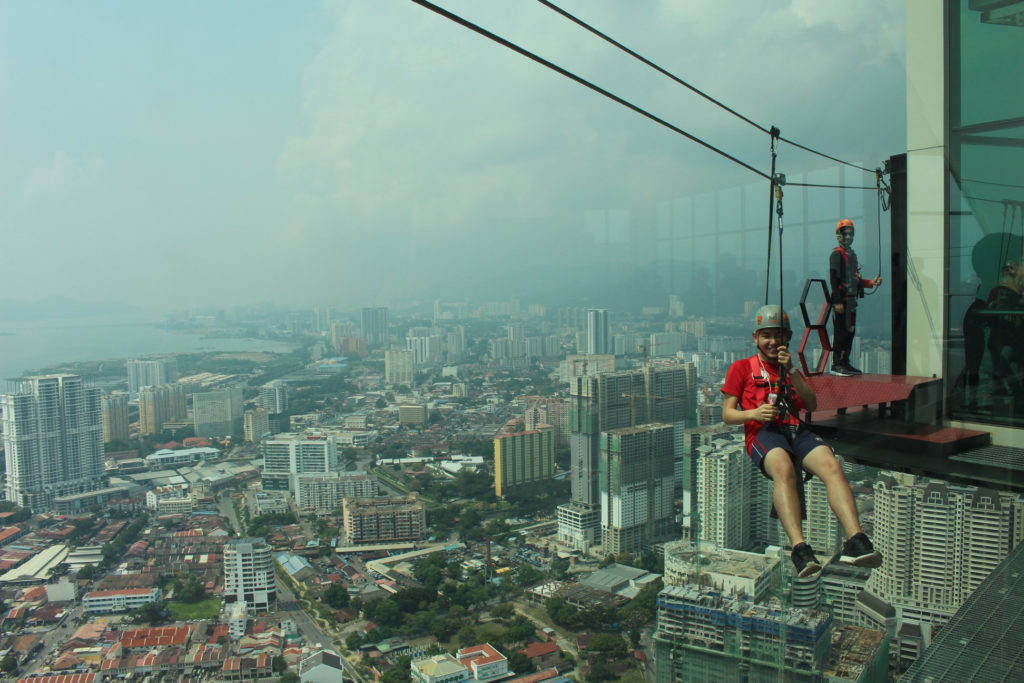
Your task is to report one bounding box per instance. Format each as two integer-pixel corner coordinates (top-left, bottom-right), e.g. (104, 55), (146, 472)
(493, 423), (554, 498)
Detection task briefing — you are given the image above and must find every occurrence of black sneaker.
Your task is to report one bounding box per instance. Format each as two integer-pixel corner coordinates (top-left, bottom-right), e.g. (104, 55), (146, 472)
(830, 364), (854, 377)
(791, 543), (822, 577)
(844, 363), (863, 375)
(840, 532), (882, 568)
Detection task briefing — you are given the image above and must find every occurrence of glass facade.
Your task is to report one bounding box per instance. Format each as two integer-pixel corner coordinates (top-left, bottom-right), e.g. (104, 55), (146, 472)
(947, 1), (1024, 426)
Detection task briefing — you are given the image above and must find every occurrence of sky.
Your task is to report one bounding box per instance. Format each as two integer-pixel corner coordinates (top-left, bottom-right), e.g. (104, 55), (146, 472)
(0, 0), (906, 315)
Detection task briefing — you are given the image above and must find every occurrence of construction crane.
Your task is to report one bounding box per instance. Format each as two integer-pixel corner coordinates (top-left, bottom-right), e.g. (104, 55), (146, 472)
(621, 391), (682, 427)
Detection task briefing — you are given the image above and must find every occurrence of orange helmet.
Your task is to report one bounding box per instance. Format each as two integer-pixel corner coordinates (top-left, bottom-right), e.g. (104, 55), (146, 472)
(836, 218), (854, 233)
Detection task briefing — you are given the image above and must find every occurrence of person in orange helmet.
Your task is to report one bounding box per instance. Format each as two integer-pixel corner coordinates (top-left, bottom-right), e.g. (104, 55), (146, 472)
(830, 219), (882, 375)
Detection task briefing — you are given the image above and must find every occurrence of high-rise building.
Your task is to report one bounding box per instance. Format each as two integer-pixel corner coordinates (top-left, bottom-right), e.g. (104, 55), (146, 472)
(524, 397), (570, 447)
(861, 473), (1024, 651)
(101, 391), (130, 444)
(600, 423), (676, 554)
(261, 432), (338, 491)
(192, 387), (244, 438)
(342, 495), (427, 545)
(258, 381), (288, 415)
(406, 329), (444, 366)
(360, 307), (389, 346)
(137, 384), (186, 436)
(1, 374), (105, 511)
(385, 349), (415, 386)
(446, 326), (467, 362)
(295, 473), (378, 513)
(126, 357), (178, 395)
(223, 538), (276, 612)
(695, 433), (751, 550)
(243, 408), (270, 443)
(585, 308), (611, 355)
(558, 363), (696, 551)
(494, 423), (554, 498)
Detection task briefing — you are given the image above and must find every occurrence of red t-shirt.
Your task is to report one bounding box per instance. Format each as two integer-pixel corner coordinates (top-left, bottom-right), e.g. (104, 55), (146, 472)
(721, 354), (805, 455)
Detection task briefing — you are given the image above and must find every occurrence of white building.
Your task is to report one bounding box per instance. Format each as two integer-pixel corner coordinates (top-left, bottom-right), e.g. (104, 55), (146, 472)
(299, 649), (347, 683)
(385, 349), (415, 386)
(146, 484), (193, 514)
(259, 381), (289, 414)
(295, 473), (378, 514)
(456, 643), (507, 682)
(862, 473), (1024, 633)
(262, 432), (338, 492)
(1, 374), (106, 512)
(696, 434), (751, 550)
(127, 357), (177, 395)
(228, 600), (248, 639)
(83, 587), (163, 614)
(586, 308), (611, 355)
(224, 538), (277, 612)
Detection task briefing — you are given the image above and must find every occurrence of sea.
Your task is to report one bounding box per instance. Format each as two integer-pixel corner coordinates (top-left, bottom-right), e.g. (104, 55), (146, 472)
(0, 316), (300, 384)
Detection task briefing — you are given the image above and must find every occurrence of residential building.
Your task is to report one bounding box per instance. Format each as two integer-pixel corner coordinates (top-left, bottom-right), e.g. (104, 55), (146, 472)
(558, 363), (696, 552)
(361, 307), (389, 346)
(385, 349), (415, 386)
(126, 357), (177, 395)
(399, 404), (428, 426)
(243, 408), (270, 443)
(1, 374), (106, 511)
(524, 397), (571, 448)
(494, 423), (554, 498)
(223, 538), (276, 612)
(585, 308), (610, 355)
(600, 423), (676, 555)
(295, 473), (378, 513)
(83, 587), (163, 614)
(137, 383), (187, 436)
(101, 391), (130, 443)
(193, 387), (244, 438)
(860, 473), (1024, 656)
(694, 434), (751, 550)
(342, 495), (427, 545)
(259, 381), (289, 414)
(261, 432), (338, 491)
(411, 653), (469, 683)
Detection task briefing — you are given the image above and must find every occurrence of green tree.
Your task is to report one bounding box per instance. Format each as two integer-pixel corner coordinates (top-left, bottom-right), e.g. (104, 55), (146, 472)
(278, 673), (300, 683)
(457, 624), (478, 647)
(507, 652), (536, 675)
(272, 655), (287, 674)
(77, 564), (98, 580)
(173, 572), (206, 603)
(380, 655), (411, 683)
(130, 601), (170, 625)
(490, 603), (514, 621)
(0, 655), (16, 674)
(324, 583), (350, 609)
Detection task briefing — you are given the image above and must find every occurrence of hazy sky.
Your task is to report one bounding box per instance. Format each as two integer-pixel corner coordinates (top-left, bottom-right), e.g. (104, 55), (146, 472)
(0, 1), (906, 313)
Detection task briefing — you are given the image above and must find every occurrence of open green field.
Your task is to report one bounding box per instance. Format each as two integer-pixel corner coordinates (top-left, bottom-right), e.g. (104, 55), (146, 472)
(168, 598), (222, 621)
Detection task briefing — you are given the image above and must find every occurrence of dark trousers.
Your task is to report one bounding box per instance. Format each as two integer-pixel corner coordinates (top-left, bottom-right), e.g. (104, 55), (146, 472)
(832, 306), (856, 364)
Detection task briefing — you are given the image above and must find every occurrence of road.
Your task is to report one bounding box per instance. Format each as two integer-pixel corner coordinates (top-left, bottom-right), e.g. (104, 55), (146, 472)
(277, 578), (364, 683)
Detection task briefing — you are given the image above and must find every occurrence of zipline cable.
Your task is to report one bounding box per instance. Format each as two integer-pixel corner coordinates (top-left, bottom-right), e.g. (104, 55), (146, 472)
(536, 0), (881, 176)
(411, 0), (770, 180)
(765, 128), (780, 305)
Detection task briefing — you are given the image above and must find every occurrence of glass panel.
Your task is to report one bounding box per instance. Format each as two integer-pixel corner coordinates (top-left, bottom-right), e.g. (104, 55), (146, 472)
(946, 0), (1024, 426)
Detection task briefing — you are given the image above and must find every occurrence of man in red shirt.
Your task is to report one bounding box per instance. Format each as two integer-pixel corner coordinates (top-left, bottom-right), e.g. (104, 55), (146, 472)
(722, 305), (881, 577)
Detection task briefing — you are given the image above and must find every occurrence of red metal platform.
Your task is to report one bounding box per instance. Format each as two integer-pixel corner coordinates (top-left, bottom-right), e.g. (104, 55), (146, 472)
(802, 373), (990, 457)
(805, 373), (937, 413)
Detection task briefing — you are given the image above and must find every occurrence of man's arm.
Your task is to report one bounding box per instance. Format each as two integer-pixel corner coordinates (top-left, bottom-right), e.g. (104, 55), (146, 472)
(779, 346), (817, 412)
(723, 394), (777, 425)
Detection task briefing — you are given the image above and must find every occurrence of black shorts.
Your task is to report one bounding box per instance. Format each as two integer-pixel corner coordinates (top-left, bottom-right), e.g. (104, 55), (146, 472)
(750, 423), (829, 478)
